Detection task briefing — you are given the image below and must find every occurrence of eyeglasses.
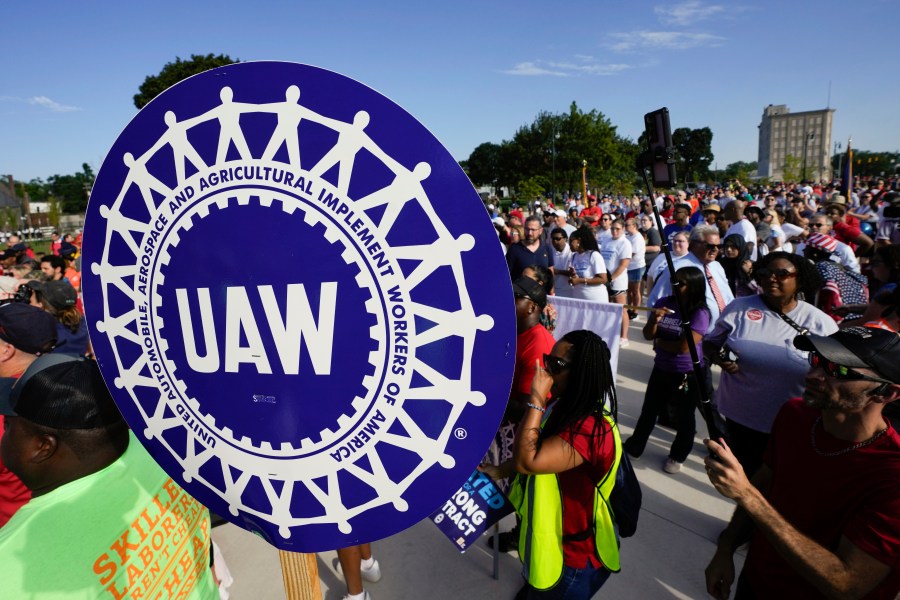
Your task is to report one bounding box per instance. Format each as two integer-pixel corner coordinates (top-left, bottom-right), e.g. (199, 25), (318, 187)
(601, 217), (612, 221)
(754, 267), (797, 281)
(808, 351), (892, 384)
(809, 223), (828, 228)
(699, 242), (722, 251)
(543, 354), (570, 375)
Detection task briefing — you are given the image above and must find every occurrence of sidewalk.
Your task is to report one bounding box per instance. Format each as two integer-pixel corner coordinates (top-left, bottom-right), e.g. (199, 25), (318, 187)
(212, 321), (745, 599)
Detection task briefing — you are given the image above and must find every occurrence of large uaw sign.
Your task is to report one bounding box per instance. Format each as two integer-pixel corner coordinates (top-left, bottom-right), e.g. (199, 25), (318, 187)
(82, 62), (514, 552)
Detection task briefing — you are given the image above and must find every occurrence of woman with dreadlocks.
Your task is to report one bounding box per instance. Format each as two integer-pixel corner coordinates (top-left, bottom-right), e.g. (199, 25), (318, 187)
(483, 330), (623, 599)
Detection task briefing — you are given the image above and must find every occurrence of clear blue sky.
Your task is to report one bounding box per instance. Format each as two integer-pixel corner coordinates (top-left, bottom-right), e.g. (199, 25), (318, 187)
(3, 0), (899, 182)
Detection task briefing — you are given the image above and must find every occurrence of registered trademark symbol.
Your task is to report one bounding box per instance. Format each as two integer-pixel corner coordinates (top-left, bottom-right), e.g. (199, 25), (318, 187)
(454, 428), (467, 440)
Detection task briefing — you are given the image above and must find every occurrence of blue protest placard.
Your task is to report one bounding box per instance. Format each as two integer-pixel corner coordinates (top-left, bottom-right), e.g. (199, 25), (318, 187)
(430, 470), (513, 552)
(82, 62), (515, 552)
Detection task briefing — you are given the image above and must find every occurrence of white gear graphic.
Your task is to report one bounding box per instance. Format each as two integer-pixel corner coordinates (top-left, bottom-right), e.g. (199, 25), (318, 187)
(89, 82), (495, 541)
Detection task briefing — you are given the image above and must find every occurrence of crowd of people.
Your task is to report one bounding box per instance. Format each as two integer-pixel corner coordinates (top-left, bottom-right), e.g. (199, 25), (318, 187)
(0, 231), (240, 598)
(490, 176), (900, 598)
(0, 173), (898, 599)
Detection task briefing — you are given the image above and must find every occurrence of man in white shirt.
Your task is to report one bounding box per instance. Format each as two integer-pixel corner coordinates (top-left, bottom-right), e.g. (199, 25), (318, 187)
(723, 200), (758, 261)
(648, 224), (734, 329)
(553, 210), (576, 237)
(549, 227), (573, 297)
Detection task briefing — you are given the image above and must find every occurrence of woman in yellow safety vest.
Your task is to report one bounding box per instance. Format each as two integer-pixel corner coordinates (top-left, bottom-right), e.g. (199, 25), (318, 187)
(482, 329), (621, 599)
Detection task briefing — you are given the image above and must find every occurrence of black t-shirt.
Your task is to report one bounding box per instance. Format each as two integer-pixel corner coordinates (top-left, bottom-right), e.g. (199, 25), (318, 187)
(506, 241), (554, 279)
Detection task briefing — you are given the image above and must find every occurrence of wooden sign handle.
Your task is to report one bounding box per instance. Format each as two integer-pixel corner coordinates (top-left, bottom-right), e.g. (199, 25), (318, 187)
(279, 551), (322, 600)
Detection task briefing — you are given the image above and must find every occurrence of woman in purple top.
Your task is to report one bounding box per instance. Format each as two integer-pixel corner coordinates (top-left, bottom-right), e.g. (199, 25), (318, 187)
(623, 266), (710, 474)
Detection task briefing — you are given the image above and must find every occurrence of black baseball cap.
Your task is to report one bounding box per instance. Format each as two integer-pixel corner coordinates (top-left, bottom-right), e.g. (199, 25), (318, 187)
(513, 277), (547, 309)
(30, 280), (77, 310)
(0, 354), (123, 430)
(0, 303), (57, 355)
(793, 327), (900, 384)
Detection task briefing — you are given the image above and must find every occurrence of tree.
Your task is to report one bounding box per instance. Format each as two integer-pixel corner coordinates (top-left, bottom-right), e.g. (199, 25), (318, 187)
(0, 208), (17, 232)
(22, 178), (48, 203)
(672, 127), (713, 182)
(782, 154), (802, 183)
(134, 54), (238, 109)
(47, 196), (62, 229)
(516, 176), (546, 202)
(724, 161), (757, 182)
(466, 103), (639, 198)
(464, 142), (502, 191)
(46, 163), (95, 214)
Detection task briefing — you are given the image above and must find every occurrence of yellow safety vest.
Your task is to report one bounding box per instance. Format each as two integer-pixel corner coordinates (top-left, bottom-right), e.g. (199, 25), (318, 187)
(508, 414), (622, 591)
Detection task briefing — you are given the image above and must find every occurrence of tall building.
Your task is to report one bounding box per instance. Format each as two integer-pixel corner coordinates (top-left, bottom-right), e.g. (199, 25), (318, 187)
(757, 104), (834, 181)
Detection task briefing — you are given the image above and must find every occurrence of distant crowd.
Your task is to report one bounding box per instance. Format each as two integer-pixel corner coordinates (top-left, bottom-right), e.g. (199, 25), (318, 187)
(490, 176), (900, 599)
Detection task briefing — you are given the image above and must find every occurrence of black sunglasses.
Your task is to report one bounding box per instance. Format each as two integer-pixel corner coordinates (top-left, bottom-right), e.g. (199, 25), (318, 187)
(542, 354), (570, 375)
(754, 267), (797, 282)
(698, 242), (722, 251)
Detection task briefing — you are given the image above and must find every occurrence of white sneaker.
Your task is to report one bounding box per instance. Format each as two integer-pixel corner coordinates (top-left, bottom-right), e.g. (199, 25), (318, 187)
(341, 591), (371, 600)
(663, 458), (682, 474)
(361, 559), (382, 583)
(338, 559), (382, 583)
(619, 338), (630, 348)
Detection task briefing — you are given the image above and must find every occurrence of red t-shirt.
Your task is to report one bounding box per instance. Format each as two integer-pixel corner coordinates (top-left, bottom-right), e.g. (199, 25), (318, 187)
(558, 415), (616, 568)
(742, 399), (900, 598)
(512, 324), (556, 397)
(0, 414), (31, 526)
(832, 220), (862, 251)
(579, 206), (603, 227)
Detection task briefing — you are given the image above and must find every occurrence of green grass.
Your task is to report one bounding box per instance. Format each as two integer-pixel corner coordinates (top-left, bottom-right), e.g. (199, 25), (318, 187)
(26, 240), (52, 256)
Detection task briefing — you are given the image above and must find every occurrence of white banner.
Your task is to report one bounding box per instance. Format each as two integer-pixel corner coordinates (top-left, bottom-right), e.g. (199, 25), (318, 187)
(551, 296), (623, 378)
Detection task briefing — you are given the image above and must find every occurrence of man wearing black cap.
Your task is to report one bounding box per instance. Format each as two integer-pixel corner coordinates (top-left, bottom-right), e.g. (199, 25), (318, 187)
(0, 354), (217, 597)
(509, 277), (555, 421)
(484, 278), (556, 552)
(0, 303), (57, 526)
(704, 327), (900, 599)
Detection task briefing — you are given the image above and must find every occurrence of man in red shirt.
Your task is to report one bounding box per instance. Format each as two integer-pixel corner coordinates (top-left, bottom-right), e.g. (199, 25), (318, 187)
(0, 303), (58, 525)
(579, 195), (602, 228)
(705, 327), (900, 599)
(489, 277), (556, 552)
(507, 277), (556, 423)
(825, 197), (875, 254)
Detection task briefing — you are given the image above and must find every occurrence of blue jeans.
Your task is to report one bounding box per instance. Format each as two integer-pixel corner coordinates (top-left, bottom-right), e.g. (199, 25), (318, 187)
(526, 561), (612, 600)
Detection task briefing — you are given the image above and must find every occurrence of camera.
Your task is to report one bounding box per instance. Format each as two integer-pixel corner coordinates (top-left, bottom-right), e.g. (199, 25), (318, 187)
(718, 344), (738, 364)
(0, 283), (34, 306)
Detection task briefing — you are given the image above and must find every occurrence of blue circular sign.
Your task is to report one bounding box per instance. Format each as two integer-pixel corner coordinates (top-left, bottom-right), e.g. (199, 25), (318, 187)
(82, 62), (515, 552)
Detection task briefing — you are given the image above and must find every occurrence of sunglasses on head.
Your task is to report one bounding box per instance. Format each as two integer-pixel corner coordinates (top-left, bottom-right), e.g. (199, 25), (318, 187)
(754, 267), (797, 281)
(808, 351), (892, 385)
(543, 354), (570, 375)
